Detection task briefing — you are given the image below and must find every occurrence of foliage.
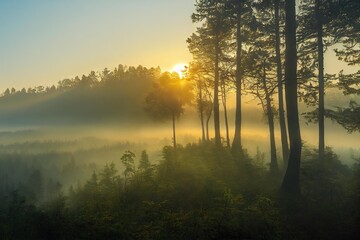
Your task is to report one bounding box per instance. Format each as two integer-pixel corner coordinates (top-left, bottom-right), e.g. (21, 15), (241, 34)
(121, 151), (136, 180)
(0, 143), (359, 239)
(0, 65), (161, 126)
(326, 101), (360, 133)
(144, 72), (192, 122)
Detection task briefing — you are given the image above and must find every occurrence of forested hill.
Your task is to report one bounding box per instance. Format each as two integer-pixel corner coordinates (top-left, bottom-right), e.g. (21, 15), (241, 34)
(0, 65), (160, 126)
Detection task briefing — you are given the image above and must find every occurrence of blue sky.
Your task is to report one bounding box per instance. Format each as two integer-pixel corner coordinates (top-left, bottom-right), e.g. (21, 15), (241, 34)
(0, 0), (355, 90)
(0, 0), (195, 89)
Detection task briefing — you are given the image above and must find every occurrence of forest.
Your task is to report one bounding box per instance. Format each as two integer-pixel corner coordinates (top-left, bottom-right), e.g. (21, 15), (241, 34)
(0, 0), (359, 239)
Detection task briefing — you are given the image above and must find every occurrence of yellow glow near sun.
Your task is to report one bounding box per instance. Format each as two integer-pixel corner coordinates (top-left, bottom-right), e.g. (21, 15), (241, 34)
(172, 63), (187, 78)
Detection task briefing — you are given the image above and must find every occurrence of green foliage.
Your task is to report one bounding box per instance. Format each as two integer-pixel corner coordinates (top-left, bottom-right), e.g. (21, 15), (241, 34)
(0, 65), (161, 126)
(138, 150), (150, 170)
(0, 143), (359, 239)
(121, 151), (136, 179)
(145, 72), (192, 122)
(326, 101), (360, 133)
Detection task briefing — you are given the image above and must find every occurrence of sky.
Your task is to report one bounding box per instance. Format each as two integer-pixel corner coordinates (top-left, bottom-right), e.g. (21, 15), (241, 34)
(0, 0), (195, 90)
(0, 0), (356, 90)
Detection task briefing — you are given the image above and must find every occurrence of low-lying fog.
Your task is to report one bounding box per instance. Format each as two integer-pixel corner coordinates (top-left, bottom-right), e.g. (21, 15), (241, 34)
(0, 99), (358, 204)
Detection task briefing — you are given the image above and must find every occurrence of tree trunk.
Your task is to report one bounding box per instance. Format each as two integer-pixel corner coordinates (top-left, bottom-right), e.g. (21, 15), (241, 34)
(275, 0), (290, 166)
(199, 85), (206, 142)
(281, 0), (302, 195)
(206, 110), (211, 141)
(221, 80), (230, 148)
(262, 64), (278, 175)
(206, 114), (211, 142)
(232, 4), (243, 154)
(214, 37), (221, 146)
(316, 0), (325, 160)
(172, 113), (177, 148)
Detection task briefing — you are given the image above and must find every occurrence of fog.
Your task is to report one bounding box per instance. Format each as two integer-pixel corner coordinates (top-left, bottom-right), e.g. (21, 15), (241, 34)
(1, 65), (358, 239)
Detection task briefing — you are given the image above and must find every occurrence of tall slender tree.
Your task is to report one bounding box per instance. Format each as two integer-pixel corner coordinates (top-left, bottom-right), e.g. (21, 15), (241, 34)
(326, 0), (360, 133)
(187, 62), (214, 142)
(145, 72), (192, 148)
(225, 0), (253, 154)
(231, 0), (244, 153)
(298, 0), (328, 160)
(281, 0), (302, 194)
(192, 0), (232, 146)
(315, 0), (325, 160)
(245, 49), (280, 175)
(274, 0), (290, 164)
(243, 3), (280, 174)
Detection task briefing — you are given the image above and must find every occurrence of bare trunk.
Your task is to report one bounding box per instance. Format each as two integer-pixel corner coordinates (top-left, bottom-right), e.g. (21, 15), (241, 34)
(232, 5), (242, 154)
(199, 86), (206, 142)
(172, 113), (177, 148)
(275, 0), (290, 165)
(281, 0), (302, 195)
(206, 110), (212, 141)
(221, 81), (230, 148)
(316, 0), (325, 160)
(262, 64), (278, 175)
(214, 38), (221, 147)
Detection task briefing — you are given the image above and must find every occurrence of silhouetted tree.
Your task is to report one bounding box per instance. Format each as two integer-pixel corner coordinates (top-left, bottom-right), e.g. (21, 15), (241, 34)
(226, 0), (253, 154)
(121, 151), (136, 187)
(326, 71), (360, 133)
(138, 150), (150, 171)
(332, 0), (360, 66)
(281, 0), (302, 194)
(273, 0), (290, 164)
(297, 0), (338, 160)
(192, 0), (232, 146)
(327, 0), (360, 134)
(3, 88), (10, 96)
(145, 72), (192, 148)
(186, 61), (213, 142)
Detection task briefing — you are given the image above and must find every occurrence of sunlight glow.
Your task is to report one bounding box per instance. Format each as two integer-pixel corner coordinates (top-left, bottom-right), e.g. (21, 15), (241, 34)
(171, 63), (187, 78)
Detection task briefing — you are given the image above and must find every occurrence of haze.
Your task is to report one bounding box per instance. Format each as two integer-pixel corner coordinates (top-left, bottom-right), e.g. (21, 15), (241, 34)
(0, 1), (359, 239)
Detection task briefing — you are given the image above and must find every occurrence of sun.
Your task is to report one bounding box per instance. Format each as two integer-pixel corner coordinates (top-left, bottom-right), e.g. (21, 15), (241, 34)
(171, 63), (187, 78)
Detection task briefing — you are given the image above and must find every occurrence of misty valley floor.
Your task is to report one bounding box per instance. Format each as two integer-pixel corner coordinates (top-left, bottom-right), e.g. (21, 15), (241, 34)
(0, 140), (359, 240)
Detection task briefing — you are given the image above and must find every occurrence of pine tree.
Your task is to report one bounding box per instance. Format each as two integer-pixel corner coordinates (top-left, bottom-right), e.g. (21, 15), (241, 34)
(281, 0), (302, 194)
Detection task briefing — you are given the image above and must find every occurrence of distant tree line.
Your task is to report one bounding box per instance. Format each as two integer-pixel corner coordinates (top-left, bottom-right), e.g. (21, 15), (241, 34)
(2, 65), (160, 97)
(0, 65), (161, 125)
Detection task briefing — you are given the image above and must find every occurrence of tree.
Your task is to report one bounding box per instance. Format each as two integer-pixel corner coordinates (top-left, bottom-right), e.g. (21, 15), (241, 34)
(243, 5), (280, 174)
(326, 71), (360, 133)
(228, 0), (246, 153)
(327, 0), (360, 134)
(145, 72), (192, 148)
(121, 151), (136, 187)
(192, 0), (232, 146)
(186, 61), (214, 142)
(226, 0), (253, 154)
(138, 150), (153, 180)
(220, 67), (232, 148)
(3, 88), (10, 96)
(138, 150), (151, 171)
(246, 53), (279, 175)
(297, 0), (337, 160)
(332, 0), (360, 66)
(99, 162), (119, 191)
(326, 101), (360, 133)
(273, 0), (290, 164)
(315, 0), (326, 160)
(281, 0), (302, 194)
